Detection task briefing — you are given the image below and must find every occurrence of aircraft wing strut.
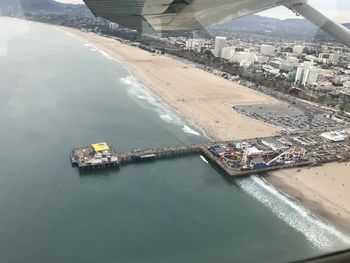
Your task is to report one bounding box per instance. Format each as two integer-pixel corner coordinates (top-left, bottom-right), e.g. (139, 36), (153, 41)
(286, 2), (350, 47)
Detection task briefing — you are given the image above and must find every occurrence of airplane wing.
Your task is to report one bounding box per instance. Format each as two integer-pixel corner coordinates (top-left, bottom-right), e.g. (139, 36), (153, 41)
(83, 0), (350, 47)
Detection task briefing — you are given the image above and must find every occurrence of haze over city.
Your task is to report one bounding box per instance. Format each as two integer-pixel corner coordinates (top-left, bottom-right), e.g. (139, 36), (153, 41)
(55, 0), (350, 22)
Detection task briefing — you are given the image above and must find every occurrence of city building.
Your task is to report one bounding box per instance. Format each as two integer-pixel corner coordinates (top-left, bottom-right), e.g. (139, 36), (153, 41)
(293, 45), (305, 54)
(321, 131), (348, 142)
(280, 62), (297, 72)
(185, 39), (196, 50)
(255, 55), (269, 64)
(108, 22), (119, 30)
(240, 60), (254, 68)
(302, 67), (319, 86)
(232, 51), (255, 64)
(260, 44), (275, 56)
(270, 58), (283, 69)
(294, 62), (318, 86)
(213, 36), (226, 57)
(286, 56), (299, 64)
(329, 53), (340, 63)
(221, 46), (236, 60)
(344, 81), (350, 88)
(319, 53), (330, 59)
(346, 53), (350, 62)
(295, 65), (305, 84)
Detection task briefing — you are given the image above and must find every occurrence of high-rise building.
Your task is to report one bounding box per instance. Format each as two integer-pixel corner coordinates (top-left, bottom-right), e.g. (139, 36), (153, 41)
(295, 62), (318, 86)
(295, 65), (305, 84)
(260, 44), (275, 56)
(213, 37), (226, 57)
(302, 67), (319, 86)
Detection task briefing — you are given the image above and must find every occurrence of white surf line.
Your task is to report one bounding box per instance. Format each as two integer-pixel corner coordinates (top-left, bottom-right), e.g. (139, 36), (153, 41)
(120, 75), (207, 139)
(200, 155), (209, 164)
(183, 125), (201, 136)
(55, 27), (214, 141)
(236, 175), (350, 250)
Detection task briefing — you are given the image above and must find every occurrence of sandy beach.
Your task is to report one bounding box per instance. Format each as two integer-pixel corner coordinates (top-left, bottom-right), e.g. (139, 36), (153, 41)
(60, 27), (282, 141)
(267, 162), (350, 234)
(60, 26), (350, 235)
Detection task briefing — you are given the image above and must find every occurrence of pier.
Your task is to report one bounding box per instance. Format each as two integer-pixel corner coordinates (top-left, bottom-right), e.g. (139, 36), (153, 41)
(117, 144), (202, 164)
(71, 131), (350, 177)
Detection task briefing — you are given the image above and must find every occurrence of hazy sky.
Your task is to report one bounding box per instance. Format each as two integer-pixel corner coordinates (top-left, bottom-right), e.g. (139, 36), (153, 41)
(56, 0), (350, 22)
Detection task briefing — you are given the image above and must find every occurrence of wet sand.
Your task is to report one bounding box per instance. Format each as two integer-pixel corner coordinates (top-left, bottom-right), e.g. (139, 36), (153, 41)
(267, 162), (350, 234)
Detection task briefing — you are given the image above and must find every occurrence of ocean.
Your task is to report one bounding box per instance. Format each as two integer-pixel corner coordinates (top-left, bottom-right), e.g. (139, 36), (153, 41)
(0, 17), (348, 263)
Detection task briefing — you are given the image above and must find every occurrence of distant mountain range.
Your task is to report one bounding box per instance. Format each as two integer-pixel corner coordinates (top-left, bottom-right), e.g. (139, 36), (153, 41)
(1, 0), (349, 42)
(209, 15), (350, 42)
(0, 0), (77, 14)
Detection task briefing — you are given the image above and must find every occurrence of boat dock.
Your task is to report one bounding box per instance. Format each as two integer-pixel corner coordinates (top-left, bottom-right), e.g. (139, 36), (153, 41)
(71, 131), (350, 177)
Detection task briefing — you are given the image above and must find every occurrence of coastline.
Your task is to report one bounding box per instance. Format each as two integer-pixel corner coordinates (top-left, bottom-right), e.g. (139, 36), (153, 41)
(266, 163), (350, 235)
(58, 26), (282, 141)
(58, 26), (350, 236)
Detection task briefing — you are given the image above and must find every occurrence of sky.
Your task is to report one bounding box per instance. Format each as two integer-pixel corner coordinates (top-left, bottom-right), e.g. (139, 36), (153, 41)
(56, 0), (350, 23)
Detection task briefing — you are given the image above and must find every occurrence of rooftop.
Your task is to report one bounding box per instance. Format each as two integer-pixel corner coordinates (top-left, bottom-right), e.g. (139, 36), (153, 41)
(91, 142), (110, 152)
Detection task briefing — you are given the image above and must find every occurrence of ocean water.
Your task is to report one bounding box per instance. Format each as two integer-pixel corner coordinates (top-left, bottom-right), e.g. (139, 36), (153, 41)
(0, 18), (349, 263)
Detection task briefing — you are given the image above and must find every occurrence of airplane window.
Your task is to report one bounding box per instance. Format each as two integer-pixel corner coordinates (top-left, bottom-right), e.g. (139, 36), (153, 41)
(0, 0), (349, 262)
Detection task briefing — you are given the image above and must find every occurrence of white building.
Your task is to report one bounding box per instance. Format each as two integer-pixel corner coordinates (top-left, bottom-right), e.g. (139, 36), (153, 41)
(108, 22), (119, 30)
(185, 39), (196, 50)
(232, 51), (255, 64)
(321, 131), (348, 142)
(221, 46), (236, 60)
(261, 139), (289, 152)
(213, 36), (226, 57)
(240, 60), (253, 68)
(293, 45), (305, 54)
(295, 62), (318, 85)
(281, 62), (297, 72)
(344, 81), (350, 88)
(286, 56), (299, 64)
(302, 67), (319, 86)
(255, 55), (269, 64)
(260, 44), (275, 56)
(270, 59), (283, 69)
(295, 65), (305, 84)
(329, 53), (340, 63)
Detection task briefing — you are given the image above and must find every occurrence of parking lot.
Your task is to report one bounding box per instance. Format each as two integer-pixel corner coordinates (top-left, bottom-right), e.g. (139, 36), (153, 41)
(233, 102), (349, 134)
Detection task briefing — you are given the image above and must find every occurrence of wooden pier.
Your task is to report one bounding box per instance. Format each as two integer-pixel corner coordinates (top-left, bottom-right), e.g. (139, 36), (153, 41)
(117, 144), (202, 164)
(71, 133), (350, 177)
(112, 144), (314, 177)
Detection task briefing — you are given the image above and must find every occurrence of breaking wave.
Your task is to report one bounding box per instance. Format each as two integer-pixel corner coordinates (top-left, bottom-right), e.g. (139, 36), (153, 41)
(120, 75), (202, 138)
(236, 175), (350, 250)
(84, 43), (112, 59)
(183, 125), (200, 136)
